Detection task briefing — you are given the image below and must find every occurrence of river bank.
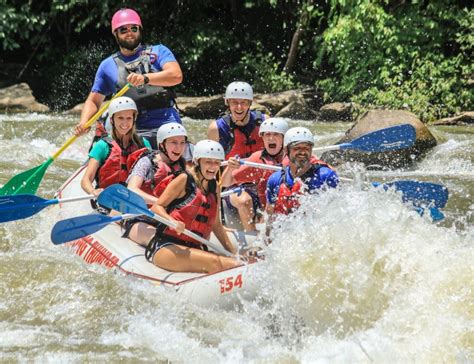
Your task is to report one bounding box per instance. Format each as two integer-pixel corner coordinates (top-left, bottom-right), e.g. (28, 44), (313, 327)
(1, 83), (473, 125)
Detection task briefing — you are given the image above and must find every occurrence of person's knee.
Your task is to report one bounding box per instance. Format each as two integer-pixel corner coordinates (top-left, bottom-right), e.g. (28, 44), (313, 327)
(208, 255), (239, 273)
(231, 192), (252, 209)
(129, 223), (155, 245)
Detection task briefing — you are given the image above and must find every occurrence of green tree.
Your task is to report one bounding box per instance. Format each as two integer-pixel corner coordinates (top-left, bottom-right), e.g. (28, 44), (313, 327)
(315, 0), (473, 120)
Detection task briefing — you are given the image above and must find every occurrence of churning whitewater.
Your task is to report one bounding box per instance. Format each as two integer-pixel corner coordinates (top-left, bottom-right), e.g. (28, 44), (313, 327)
(0, 114), (472, 362)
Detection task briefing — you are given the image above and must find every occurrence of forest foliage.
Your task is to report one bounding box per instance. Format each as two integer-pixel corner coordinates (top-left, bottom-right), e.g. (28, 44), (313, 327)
(1, 0), (472, 120)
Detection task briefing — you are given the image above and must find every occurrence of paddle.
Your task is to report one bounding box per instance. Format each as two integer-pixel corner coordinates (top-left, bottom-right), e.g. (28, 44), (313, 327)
(312, 124), (416, 153)
(340, 178), (449, 208)
(339, 177), (447, 221)
(97, 184), (233, 257)
(221, 160), (282, 171)
(371, 180), (448, 208)
(0, 194), (94, 223)
(413, 206), (445, 222)
(221, 159), (448, 209)
(0, 83), (131, 197)
(220, 186), (243, 197)
(51, 213), (138, 245)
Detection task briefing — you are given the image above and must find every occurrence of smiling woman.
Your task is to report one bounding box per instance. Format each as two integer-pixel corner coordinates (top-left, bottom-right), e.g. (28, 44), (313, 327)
(123, 139), (243, 273)
(80, 96), (150, 198)
(126, 122), (188, 206)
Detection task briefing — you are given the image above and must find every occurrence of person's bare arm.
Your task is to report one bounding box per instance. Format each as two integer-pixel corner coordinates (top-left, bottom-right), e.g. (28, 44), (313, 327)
(81, 159), (102, 197)
(74, 92), (106, 136)
(220, 157), (241, 187)
(127, 175), (159, 206)
(150, 173), (187, 233)
(127, 61), (183, 87)
(207, 120), (220, 142)
(212, 197), (238, 254)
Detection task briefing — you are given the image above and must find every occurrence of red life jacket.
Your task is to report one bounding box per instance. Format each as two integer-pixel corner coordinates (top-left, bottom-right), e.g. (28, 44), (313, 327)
(161, 173), (218, 247)
(146, 160), (186, 197)
(273, 159), (330, 215)
(137, 155), (186, 198)
(127, 149), (186, 197)
(126, 147), (151, 172)
(256, 150), (283, 208)
(96, 137), (145, 188)
(222, 112), (264, 160)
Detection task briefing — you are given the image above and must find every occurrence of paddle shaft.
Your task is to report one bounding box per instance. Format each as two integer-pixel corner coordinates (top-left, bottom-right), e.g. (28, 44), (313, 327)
(221, 160), (282, 171)
(98, 184), (234, 257)
(56, 194), (95, 204)
(313, 144), (343, 152)
(220, 187), (243, 197)
(150, 212), (233, 257)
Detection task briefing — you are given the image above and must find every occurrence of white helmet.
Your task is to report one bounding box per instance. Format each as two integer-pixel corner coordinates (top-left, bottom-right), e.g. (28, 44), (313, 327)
(193, 139), (225, 164)
(259, 117), (289, 136)
(156, 123), (187, 145)
(224, 81), (253, 101)
(108, 96), (138, 119)
(284, 127), (314, 148)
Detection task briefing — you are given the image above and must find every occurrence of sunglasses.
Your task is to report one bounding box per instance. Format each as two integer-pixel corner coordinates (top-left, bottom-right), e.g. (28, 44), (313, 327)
(228, 100), (251, 107)
(117, 25), (140, 35)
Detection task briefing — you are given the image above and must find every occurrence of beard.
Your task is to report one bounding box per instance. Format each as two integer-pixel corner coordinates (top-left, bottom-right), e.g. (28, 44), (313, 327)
(290, 154), (310, 169)
(116, 32), (142, 51)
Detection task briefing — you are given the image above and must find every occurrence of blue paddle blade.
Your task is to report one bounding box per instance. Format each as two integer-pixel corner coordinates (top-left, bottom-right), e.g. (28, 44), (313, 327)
(385, 181), (448, 208)
(51, 213), (124, 245)
(429, 207), (445, 222)
(97, 184), (152, 217)
(413, 206), (445, 222)
(390, 181), (448, 208)
(0, 194), (54, 223)
(340, 124), (416, 152)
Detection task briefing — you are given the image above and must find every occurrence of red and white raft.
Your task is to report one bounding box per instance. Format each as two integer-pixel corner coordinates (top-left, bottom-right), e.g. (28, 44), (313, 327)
(54, 165), (260, 307)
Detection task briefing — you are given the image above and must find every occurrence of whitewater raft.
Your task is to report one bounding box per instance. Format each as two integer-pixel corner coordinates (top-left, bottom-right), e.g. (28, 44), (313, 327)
(54, 165), (260, 307)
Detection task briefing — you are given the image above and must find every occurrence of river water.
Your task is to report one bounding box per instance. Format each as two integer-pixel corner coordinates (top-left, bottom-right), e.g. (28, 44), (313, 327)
(0, 113), (472, 362)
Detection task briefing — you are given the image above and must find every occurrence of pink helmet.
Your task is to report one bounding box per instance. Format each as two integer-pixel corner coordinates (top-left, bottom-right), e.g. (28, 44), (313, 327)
(111, 8), (142, 32)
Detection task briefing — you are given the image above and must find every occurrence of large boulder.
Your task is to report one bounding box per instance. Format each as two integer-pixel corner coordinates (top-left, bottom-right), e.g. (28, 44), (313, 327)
(320, 109), (437, 169)
(176, 95), (224, 119)
(69, 88), (321, 119)
(69, 96), (271, 119)
(0, 83), (49, 112)
(275, 98), (317, 119)
(255, 88), (322, 117)
(68, 103), (85, 114)
(175, 88), (322, 119)
(176, 95), (270, 118)
(319, 102), (356, 121)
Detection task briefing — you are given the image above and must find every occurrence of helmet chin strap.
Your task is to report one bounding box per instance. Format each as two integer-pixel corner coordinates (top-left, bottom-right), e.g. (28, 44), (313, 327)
(159, 143), (178, 165)
(196, 162), (215, 182)
(267, 145), (283, 157)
